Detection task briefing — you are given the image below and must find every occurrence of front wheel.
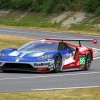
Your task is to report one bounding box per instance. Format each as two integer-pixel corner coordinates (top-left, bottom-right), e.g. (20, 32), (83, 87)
(54, 54), (62, 73)
(83, 51), (92, 70)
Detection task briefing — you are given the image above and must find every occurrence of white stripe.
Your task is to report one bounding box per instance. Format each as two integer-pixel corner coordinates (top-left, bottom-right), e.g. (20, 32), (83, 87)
(0, 71), (100, 81)
(92, 48), (100, 51)
(94, 57), (100, 60)
(31, 86), (100, 91)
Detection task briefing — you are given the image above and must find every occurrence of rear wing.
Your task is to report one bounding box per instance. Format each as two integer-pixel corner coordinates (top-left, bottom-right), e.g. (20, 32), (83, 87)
(46, 38), (97, 47)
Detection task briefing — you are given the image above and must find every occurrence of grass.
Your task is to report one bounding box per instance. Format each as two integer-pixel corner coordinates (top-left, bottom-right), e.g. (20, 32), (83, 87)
(0, 10), (100, 34)
(69, 17), (100, 35)
(0, 34), (100, 100)
(0, 87), (100, 100)
(68, 15), (100, 33)
(0, 11), (61, 28)
(69, 23), (100, 32)
(0, 34), (32, 49)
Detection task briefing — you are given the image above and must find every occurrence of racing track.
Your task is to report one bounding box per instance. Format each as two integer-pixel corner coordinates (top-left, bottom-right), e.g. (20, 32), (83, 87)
(0, 27), (100, 92)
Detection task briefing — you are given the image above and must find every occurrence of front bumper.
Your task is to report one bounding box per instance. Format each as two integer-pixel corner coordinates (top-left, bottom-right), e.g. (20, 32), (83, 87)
(0, 60), (54, 72)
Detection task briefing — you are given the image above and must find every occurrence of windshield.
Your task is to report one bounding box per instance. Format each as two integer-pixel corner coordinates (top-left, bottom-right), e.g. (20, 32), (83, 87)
(18, 41), (58, 52)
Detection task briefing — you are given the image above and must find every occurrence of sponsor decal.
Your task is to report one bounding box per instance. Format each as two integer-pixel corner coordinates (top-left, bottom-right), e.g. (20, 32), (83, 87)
(79, 55), (86, 65)
(63, 54), (70, 60)
(34, 62), (50, 66)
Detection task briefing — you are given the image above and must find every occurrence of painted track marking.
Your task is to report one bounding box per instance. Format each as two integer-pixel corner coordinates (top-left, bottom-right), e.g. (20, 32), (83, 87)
(31, 86), (100, 91)
(94, 56), (100, 59)
(0, 71), (100, 81)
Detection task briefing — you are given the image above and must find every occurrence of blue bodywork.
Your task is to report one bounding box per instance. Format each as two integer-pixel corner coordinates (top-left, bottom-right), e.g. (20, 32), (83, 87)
(0, 40), (74, 71)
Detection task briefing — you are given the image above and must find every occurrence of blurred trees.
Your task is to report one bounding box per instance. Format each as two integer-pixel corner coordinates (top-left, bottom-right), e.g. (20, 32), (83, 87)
(0, 0), (99, 15)
(83, 0), (100, 15)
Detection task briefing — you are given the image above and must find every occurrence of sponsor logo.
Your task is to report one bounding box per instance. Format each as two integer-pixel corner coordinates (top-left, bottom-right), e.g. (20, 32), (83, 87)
(34, 62), (50, 66)
(63, 54), (70, 60)
(79, 55), (86, 65)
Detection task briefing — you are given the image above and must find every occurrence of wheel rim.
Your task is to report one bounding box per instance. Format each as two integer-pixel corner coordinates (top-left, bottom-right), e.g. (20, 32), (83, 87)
(55, 55), (62, 71)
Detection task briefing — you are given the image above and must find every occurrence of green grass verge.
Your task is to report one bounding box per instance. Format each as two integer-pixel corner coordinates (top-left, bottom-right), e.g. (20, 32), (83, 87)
(0, 11), (60, 28)
(0, 10), (100, 34)
(0, 34), (32, 49)
(0, 34), (100, 100)
(69, 23), (100, 33)
(68, 15), (100, 33)
(0, 87), (100, 100)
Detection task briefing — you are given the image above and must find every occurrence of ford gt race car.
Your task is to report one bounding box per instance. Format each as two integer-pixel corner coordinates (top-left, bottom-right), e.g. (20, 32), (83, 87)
(0, 38), (97, 72)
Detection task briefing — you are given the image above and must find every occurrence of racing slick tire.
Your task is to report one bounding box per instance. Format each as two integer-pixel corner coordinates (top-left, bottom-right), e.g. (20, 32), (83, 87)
(54, 54), (62, 72)
(83, 51), (92, 70)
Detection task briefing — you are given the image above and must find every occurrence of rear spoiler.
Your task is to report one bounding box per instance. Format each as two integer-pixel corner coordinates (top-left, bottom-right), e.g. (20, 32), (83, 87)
(46, 38), (97, 47)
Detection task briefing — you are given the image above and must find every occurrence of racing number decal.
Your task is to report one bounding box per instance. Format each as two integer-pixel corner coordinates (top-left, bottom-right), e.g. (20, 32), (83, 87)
(80, 55), (86, 65)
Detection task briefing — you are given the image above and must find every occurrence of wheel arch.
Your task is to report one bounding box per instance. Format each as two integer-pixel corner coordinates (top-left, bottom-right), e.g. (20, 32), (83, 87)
(87, 50), (93, 60)
(53, 53), (62, 72)
(54, 52), (62, 59)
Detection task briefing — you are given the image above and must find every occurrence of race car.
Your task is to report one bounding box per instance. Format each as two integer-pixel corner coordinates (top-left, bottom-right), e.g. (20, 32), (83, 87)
(0, 38), (97, 72)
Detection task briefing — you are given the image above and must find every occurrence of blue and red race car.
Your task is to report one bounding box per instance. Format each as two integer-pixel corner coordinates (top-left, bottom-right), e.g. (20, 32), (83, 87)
(0, 38), (97, 72)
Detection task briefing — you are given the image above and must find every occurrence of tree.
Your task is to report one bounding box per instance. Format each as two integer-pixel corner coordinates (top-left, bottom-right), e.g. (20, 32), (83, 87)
(0, 0), (11, 9)
(83, 0), (100, 15)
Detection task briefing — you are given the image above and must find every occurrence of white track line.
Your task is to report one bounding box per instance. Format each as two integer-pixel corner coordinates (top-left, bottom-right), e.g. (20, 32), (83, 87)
(92, 48), (100, 51)
(31, 86), (100, 91)
(0, 71), (100, 81)
(94, 56), (100, 60)
(93, 48), (100, 59)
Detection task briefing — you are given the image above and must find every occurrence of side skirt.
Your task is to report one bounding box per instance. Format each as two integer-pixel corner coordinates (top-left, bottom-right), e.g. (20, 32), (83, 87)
(62, 67), (80, 72)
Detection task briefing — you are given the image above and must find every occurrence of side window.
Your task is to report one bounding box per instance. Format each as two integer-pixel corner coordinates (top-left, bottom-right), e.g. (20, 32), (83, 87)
(58, 42), (67, 50)
(67, 45), (75, 53)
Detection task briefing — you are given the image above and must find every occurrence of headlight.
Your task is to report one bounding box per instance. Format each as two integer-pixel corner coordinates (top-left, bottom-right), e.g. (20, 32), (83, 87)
(0, 52), (6, 57)
(39, 54), (53, 60)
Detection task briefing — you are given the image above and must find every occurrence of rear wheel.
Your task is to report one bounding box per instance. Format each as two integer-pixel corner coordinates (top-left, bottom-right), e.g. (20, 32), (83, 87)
(54, 54), (62, 72)
(83, 51), (92, 70)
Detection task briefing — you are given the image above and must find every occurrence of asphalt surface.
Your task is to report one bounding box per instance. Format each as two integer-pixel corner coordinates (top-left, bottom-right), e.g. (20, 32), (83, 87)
(0, 27), (100, 92)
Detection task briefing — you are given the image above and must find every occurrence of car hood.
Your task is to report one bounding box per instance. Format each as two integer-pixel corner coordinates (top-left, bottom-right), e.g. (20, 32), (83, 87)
(0, 50), (57, 62)
(9, 51), (45, 57)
